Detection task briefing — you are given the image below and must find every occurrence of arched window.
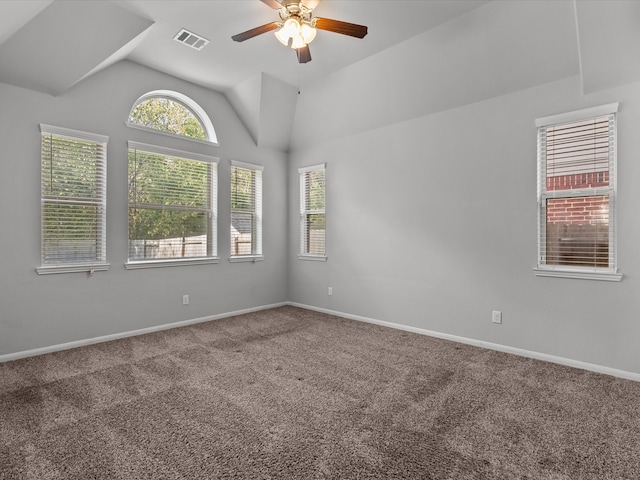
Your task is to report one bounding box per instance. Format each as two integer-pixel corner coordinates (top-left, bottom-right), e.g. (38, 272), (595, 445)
(127, 90), (218, 144)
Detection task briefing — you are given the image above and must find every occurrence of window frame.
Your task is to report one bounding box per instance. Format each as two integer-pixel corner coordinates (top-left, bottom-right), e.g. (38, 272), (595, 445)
(37, 124), (110, 275)
(298, 163), (327, 261)
(126, 90), (218, 146)
(533, 103), (621, 281)
(230, 160), (264, 263)
(125, 141), (219, 270)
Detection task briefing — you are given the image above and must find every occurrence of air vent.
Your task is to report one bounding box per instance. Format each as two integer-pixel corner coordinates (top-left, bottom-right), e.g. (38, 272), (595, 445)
(173, 28), (209, 51)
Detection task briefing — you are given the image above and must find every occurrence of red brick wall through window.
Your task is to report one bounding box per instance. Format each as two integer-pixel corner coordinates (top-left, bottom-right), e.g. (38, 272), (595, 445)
(545, 173), (609, 267)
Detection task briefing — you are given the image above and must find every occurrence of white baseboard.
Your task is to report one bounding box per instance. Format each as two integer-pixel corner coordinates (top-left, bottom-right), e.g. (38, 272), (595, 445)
(0, 302), (288, 363)
(4, 301), (640, 383)
(288, 302), (640, 383)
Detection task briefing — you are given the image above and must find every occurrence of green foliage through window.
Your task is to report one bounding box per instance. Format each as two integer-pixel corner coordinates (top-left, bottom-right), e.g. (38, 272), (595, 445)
(41, 130), (106, 266)
(231, 167), (255, 211)
(128, 148), (213, 260)
(231, 165), (261, 256)
(300, 166), (325, 256)
(129, 97), (206, 140)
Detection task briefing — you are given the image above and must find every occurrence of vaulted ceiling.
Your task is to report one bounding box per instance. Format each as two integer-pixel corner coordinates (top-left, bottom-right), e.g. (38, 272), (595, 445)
(1, 1), (639, 152)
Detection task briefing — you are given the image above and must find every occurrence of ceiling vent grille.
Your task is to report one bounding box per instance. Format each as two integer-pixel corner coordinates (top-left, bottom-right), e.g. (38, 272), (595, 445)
(173, 28), (209, 51)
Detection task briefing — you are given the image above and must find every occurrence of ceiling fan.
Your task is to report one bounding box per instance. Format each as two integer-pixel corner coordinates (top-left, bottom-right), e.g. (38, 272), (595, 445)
(231, 0), (368, 64)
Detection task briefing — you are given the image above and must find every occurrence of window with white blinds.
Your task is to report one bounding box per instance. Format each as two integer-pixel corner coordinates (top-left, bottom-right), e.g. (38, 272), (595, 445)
(299, 164), (326, 260)
(38, 125), (109, 274)
(534, 103), (621, 281)
(230, 161), (263, 261)
(127, 142), (218, 266)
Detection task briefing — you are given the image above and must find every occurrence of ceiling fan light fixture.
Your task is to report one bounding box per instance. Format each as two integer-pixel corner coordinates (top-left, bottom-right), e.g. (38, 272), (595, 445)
(283, 18), (301, 37)
(274, 27), (290, 46)
(290, 33), (306, 49)
(275, 15), (316, 49)
(233, 0), (368, 64)
(300, 22), (316, 44)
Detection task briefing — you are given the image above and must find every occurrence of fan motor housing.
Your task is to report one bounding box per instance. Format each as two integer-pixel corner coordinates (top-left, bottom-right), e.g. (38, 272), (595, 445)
(280, 2), (313, 23)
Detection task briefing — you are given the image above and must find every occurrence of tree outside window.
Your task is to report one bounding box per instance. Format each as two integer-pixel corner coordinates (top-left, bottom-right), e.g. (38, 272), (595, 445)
(38, 125), (108, 274)
(128, 145), (216, 261)
(231, 162), (263, 258)
(299, 164), (326, 258)
(129, 97), (206, 140)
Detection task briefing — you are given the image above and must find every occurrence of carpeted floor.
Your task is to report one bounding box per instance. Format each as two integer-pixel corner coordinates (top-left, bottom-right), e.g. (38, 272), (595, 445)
(1, 306), (640, 479)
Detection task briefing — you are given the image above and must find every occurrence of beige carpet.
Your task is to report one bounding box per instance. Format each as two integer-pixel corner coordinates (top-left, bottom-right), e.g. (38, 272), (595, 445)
(1, 306), (640, 479)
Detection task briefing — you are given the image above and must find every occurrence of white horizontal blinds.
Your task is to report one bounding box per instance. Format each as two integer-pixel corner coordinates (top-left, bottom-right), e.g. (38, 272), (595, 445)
(128, 144), (215, 261)
(537, 107), (616, 270)
(299, 164), (325, 255)
(40, 125), (107, 266)
(230, 161), (263, 256)
(545, 116), (611, 190)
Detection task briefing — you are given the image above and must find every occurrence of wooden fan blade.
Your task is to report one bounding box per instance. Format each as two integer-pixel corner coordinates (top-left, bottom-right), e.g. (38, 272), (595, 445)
(296, 45), (312, 63)
(315, 17), (368, 38)
(260, 0), (283, 9)
(231, 22), (279, 42)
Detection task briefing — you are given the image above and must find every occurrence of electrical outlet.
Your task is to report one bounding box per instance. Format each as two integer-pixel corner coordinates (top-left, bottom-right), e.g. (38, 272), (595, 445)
(492, 310), (502, 324)
(328, 287), (333, 296)
(183, 294), (189, 305)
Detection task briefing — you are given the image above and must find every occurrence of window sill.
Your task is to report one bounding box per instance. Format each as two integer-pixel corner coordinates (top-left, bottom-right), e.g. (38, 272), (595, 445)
(533, 267), (622, 282)
(229, 255), (264, 263)
(36, 263), (111, 275)
(298, 254), (327, 262)
(125, 257), (219, 270)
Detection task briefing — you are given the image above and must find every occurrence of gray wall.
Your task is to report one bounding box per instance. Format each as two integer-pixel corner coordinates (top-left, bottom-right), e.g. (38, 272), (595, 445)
(288, 75), (640, 375)
(2, 3), (640, 378)
(0, 60), (289, 355)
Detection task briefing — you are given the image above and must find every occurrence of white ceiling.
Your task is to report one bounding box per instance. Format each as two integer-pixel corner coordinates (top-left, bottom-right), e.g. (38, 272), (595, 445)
(0, 0), (489, 94)
(117, 0), (490, 92)
(1, 1), (639, 151)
